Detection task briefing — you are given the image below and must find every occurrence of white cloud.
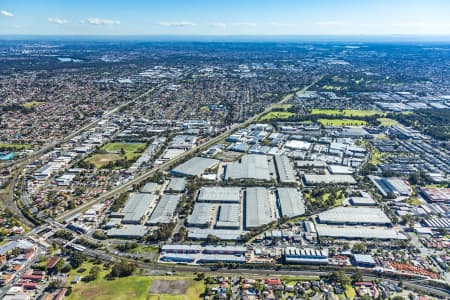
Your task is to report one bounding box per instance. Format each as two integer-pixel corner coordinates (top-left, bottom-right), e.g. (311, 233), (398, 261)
(233, 22), (257, 27)
(1, 10), (14, 17)
(211, 22), (227, 28)
(159, 21), (195, 27)
(315, 21), (345, 25)
(48, 18), (70, 25)
(81, 18), (120, 25)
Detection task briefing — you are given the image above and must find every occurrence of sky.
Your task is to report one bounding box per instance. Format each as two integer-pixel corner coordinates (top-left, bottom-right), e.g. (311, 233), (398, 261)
(1, 0), (450, 36)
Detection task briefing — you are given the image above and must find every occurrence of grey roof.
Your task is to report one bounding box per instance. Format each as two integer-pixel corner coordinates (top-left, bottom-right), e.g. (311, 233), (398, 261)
(225, 154), (271, 181)
(165, 177), (186, 192)
(245, 187), (274, 229)
(170, 157), (219, 177)
(107, 225), (147, 238)
(121, 193), (156, 224)
(140, 182), (158, 193)
(215, 204), (241, 229)
(276, 188), (305, 218)
(187, 228), (242, 240)
(317, 207), (391, 225)
(147, 194), (181, 225)
(353, 254), (376, 265)
(197, 186), (241, 203)
(0, 240), (34, 255)
(303, 174), (356, 185)
(316, 224), (407, 240)
(349, 196), (376, 206)
(274, 155), (297, 183)
(187, 203), (215, 226)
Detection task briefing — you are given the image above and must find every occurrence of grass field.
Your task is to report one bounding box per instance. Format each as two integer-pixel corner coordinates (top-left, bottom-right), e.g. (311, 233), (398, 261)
(312, 108), (382, 117)
(101, 142), (146, 160)
(318, 119), (367, 126)
(0, 143), (32, 150)
(344, 285), (356, 299)
(85, 153), (122, 169)
(67, 272), (205, 300)
(260, 111), (295, 121)
(22, 101), (45, 109)
(377, 117), (400, 126)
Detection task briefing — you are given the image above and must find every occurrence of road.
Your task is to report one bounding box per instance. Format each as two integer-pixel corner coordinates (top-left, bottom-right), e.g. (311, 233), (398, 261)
(55, 78), (322, 222)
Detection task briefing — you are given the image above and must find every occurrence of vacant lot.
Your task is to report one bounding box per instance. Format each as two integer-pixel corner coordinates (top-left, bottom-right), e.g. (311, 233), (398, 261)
(22, 101), (45, 109)
(312, 108), (382, 117)
(149, 280), (190, 295)
(85, 153), (122, 169)
(318, 119), (367, 126)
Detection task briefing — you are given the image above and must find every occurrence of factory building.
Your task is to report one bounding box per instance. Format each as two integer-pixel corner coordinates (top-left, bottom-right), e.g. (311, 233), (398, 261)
(284, 247), (329, 264)
(197, 187), (241, 203)
(146, 194), (181, 225)
(215, 204), (241, 229)
(170, 157), (219, 177)
(273, 155), (297, 183)
(224, 154), (273, 181)
(276, 188), (305, 218)
(317, 207), (391, 226)
(245, 187), (274, 229)
(120, 193), (156, 224)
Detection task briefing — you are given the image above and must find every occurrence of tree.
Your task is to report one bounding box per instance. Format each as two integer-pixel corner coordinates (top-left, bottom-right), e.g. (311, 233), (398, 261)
(352, 243), (367, 253)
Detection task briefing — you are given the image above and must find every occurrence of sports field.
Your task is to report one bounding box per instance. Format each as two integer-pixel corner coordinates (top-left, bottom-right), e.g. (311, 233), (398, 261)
(311, 108), (382, 117)
(377, 117), (400, 126)
(317, 119), (367, 126)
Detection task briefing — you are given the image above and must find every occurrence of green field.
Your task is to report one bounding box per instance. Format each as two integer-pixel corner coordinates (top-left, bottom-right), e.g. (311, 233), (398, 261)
(22, 101), (45, 109)
(101, 142), (146, 160)
(260, 111), (295, 121)
(0, 143), (32, 150)
(318, 119), (367, 126)
(67, 273), (205, 300)
(85, 153), (123, 169)
(377, 117), (400, 127)
(311, 108), (382, 117)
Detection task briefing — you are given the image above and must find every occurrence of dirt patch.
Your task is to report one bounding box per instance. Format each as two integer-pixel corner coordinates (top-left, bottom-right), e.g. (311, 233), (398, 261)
(149, 279), (190, 295)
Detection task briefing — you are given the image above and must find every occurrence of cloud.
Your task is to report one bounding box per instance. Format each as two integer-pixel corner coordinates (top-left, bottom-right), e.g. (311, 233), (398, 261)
(81, 18), (120, 25)
(315, 21), (345, 25)
(48, 18), (70, 25)
(271, 22), (296, 27)
(210, 22), (227, 28)
(159, 21), (195, 27)
(233, 22), (257, 27)
(1, 10), (14, 17)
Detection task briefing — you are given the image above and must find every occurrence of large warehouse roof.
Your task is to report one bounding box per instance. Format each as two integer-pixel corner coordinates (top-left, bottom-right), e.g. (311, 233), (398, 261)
(274, 155), (296, 183)
(303, 174), (356, 185)
(107, 225), (147, 238)
(121, 193), (156, 224)
(225, 154), (271, 181)
(165, 177), (187, 193)
(215, 204), (241, 229)
(245, 187), (274, 229)
(140, 182), (158, 193)
(187, 203), (215, 227)
(187, 228), (242, 240)
(317, 207), (391, 225)
(171, 157), (219, 177)
(316, 224), (407, 240)
(147, 194), (181, 225)
(276, 188), (305, 218)
(197, 187), (241, 203)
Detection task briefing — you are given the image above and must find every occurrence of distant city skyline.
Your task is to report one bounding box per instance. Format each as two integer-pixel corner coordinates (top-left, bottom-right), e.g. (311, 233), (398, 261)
(1, 0), (450, 36)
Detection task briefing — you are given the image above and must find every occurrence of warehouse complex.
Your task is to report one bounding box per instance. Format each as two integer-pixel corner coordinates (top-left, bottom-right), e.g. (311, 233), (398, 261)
(119, 193), (157, 224)
(146, 194), (181, 225)
(317, 207), (391, 226)
(245, 187), (274, 229)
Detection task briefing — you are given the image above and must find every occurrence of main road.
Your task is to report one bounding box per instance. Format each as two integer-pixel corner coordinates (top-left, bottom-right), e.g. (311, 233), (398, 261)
(55, 78), (321, 222)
